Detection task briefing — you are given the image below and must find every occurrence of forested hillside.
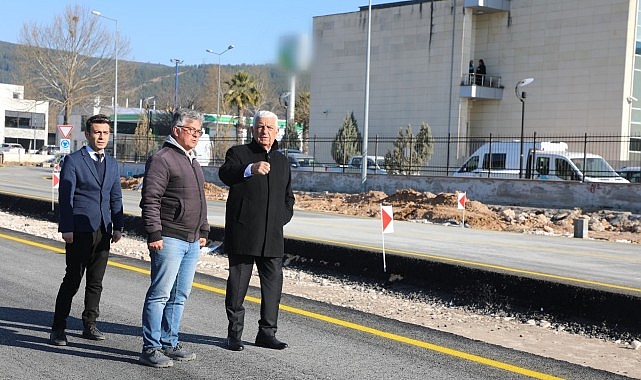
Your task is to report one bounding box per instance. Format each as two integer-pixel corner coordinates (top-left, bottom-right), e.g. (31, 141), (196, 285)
(0, 40), (309, 118)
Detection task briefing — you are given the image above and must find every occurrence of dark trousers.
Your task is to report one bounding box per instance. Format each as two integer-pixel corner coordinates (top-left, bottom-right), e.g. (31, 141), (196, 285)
(225, 254), (283, 339)
(52, 228), (111, 331)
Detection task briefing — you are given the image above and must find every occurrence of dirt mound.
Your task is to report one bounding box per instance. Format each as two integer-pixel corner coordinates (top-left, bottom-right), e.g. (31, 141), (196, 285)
(120, 178), (640, 243)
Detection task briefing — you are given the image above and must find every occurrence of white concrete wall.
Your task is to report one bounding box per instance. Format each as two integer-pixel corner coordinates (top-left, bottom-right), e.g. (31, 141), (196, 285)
(310, 0), (636, 167)
(118, 161), (641, 213)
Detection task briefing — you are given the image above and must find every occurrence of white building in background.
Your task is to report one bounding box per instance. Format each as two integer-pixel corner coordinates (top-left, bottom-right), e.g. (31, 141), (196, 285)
(0, 83), (49, 151)
(310, 0), (641, 168)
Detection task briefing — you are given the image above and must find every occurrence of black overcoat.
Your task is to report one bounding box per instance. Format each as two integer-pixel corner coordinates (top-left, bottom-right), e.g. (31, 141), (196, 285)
(219, 140), (295, 257)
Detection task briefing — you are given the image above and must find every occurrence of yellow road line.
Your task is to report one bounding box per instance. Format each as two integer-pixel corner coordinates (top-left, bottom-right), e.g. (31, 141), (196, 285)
(2, 231), (563, 379)
(287, 234), (641, 294)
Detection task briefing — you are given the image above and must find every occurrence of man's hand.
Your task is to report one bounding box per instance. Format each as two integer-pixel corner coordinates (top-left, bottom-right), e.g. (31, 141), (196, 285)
(61, 232), (73, 244)
(251, 161), (270, 175)
(112, 230), (122, 243)
(199, 237), (207, 247)
(148, 239), (163, 251)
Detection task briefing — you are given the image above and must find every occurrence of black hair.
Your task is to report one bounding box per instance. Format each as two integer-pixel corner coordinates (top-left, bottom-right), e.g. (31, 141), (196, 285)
(85, 114), (111, 133)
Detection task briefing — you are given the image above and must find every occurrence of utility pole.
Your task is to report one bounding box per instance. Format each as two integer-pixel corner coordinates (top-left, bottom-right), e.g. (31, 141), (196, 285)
(170, 58), (183, 109)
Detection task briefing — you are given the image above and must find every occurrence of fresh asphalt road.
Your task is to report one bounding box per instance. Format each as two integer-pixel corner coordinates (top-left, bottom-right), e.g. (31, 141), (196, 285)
(1, 166), (641, 295)
(0, 228), (626, 379)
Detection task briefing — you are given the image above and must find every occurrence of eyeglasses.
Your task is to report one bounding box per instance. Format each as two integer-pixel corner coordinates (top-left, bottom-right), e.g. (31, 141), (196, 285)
(178, 126), (204, 136)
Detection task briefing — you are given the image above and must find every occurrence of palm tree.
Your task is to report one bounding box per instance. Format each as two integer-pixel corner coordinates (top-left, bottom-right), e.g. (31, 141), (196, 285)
(224, 71), (261, 142)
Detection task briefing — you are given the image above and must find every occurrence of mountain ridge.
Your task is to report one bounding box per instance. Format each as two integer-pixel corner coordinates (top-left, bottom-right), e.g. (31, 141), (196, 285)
(0, 40), (309, 117)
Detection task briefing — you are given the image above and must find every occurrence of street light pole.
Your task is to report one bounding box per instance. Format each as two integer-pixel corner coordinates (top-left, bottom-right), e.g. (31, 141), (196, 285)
(170, 58), (183, 110)
(515, 77), (534, 178)
(206, 45), (234, 132)
(91, 10), (118, 159)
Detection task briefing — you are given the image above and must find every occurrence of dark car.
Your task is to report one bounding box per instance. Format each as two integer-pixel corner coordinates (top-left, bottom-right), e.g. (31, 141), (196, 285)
(617, 166), (641, 183)
(36, 154), (65, 168)
(37, 145), (61, 155)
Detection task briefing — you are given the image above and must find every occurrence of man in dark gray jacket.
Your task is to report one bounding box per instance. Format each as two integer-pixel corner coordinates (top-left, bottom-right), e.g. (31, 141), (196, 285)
(219, 110), (295, 351)
(139, 109), (210, 368)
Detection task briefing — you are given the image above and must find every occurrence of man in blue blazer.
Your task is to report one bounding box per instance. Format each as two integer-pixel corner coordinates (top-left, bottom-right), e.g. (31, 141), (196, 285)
(50, 114), (124, 346)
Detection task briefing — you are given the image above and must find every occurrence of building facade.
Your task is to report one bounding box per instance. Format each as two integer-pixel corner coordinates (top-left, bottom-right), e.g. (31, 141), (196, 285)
(310, 0), (640, 168)
(0, 83), (49, 151)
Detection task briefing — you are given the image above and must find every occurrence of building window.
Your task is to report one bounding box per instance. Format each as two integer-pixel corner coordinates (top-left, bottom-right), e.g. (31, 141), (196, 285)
(4, 111), (45, 130)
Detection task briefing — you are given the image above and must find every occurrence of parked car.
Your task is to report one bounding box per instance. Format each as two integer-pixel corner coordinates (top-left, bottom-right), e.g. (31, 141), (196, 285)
(324, 155), (388, 175)
(286, 153), (320, 171)
(0, 143), (24, 152)
(36, 154), (65, 168)
(617, 166), (641, 183)
(278, 148), (303, 155)
(36, 145), (61, 155)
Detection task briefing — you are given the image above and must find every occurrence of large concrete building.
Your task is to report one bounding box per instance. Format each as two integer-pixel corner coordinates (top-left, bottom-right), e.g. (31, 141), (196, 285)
(0, 83), (49, 151)
(310, 0), (640, 167)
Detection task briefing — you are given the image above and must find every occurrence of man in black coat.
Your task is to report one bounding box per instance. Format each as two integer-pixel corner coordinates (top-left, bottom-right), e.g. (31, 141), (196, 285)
(219, 110), (295, 351)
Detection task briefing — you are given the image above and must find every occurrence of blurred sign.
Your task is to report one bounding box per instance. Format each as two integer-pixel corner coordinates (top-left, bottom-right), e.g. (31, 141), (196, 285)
(59, 139), (71, 154)
(278, 34), (311, 73)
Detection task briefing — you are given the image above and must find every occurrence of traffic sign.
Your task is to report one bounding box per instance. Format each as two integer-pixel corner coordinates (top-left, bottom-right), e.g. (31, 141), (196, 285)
(381, 205), (394, 234)
(52, 172), (60, 189)
(59, 139), (71, 154)
(57, 124), (74, 139)
(457, 192), (467, 210)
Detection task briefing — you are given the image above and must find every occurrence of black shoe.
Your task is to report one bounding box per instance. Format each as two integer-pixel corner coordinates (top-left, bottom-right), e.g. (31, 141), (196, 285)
(82, 325), (105, 341)
(255, 334), (288, 350)
(227, 337), (244, 351)
(50, 329), (67, 346)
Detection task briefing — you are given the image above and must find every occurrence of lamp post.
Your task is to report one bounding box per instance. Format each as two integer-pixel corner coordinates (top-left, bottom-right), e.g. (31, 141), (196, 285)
(515, 77), (534, 178)
(91, 10), (119, 159)
(206, 45), (234, 132)
(170, 58), (183, 109)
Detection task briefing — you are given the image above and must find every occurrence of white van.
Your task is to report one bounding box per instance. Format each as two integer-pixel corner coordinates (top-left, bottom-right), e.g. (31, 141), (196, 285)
(454, 141), (628, 183)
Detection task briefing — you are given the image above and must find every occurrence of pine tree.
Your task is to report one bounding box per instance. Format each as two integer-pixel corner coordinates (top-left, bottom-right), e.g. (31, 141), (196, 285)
(331, 112), (362, 165)
(384, 122), (434, 175)
(280, 122), (301, 151)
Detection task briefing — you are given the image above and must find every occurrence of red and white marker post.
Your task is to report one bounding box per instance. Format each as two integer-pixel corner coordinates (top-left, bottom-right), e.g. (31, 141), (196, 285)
(380, 205), (394, 272)
(457, 191), (467, 228)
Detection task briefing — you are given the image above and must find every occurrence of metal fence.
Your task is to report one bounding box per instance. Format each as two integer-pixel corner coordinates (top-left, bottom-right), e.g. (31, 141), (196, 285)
(114, 133), (641, 176)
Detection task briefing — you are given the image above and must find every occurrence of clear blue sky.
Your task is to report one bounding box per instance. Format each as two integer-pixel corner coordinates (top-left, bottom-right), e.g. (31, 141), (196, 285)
(0, 1), (384, 67)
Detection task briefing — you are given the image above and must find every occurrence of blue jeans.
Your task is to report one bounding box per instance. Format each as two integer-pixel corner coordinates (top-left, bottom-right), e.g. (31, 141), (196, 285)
(142, 236), (200, 350)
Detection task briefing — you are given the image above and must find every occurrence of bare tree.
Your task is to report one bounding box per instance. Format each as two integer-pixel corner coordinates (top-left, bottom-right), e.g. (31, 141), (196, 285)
(17, 4), (129, 125)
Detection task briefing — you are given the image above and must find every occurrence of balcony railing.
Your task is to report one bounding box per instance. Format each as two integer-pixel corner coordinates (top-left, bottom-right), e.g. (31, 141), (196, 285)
(460, 73), (504, 100)
(464, 0), (510, 14)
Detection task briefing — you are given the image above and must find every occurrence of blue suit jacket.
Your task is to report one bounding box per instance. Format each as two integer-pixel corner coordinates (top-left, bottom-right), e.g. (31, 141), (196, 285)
(58, 147), (124, 234)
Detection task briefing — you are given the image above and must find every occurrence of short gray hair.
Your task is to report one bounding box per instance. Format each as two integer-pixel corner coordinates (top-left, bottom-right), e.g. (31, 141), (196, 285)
(253, 110), (278, 127)
(172, 108), (204, 127)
